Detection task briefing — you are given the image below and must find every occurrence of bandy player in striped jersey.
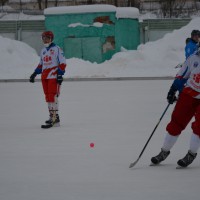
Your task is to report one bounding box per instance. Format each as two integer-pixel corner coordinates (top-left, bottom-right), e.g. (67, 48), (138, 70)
(151, 47), (200, 168)
(30, 31), (66, 128)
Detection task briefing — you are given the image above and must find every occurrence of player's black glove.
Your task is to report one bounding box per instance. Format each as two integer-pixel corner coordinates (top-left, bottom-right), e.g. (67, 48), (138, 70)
(57, 75), (63, 85)
(167, 85), (177, 104)
(29, 72), (37, 83)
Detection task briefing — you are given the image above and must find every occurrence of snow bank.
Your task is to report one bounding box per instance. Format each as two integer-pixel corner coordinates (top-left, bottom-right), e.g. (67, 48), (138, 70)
(0, 17), (200, 79)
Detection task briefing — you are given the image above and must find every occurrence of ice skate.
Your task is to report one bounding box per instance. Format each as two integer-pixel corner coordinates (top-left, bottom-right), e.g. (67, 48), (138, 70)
(45, 114), (60, 125)
(177, 150), (197, 168)
(151, 148), (170, 165)
(42, 114), (60, 128)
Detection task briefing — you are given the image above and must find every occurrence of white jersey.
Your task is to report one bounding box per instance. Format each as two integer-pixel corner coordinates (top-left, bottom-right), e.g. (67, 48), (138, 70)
(177, 53), (200, 98)
(36, 43), (66, 79)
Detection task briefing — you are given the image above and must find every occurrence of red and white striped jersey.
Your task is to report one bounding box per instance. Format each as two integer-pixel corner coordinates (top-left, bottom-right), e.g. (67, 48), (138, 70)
(177, 53), (200, 98)
(36, 43), (66, 80)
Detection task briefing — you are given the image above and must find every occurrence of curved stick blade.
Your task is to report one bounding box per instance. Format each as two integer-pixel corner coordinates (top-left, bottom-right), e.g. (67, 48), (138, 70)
(129, 158), (139, 168)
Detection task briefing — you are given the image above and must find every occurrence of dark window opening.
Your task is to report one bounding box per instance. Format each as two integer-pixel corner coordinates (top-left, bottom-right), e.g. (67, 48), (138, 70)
(94, 16), (114, 25)
(103, 36), (115, 53)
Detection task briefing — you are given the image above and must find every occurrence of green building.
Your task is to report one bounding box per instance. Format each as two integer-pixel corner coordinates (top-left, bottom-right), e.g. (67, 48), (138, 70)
(44, 5), (140, 63)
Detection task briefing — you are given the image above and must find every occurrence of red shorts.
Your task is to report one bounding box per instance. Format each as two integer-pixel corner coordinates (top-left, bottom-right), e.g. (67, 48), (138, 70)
(166, 92), (200, 137)
(42, 79), (60, 102)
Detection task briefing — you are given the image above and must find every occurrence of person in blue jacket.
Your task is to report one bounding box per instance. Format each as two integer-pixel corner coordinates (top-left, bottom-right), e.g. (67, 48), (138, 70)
(185, 30), (200, 59)
(175, 31), (199, 69)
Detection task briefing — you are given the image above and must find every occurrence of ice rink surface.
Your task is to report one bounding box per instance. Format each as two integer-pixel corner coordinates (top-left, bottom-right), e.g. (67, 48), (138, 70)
(0, 80), (199, 200)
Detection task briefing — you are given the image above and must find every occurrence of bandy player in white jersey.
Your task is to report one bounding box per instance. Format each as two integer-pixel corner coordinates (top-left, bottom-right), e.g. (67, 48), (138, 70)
(151, 48), (200, 168)
(30, 31), (66, 128)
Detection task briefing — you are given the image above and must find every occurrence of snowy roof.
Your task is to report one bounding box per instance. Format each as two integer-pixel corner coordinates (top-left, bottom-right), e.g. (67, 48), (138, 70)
(44, 5), (116, 15)
(116, 7), (139, 19)
(44, 5), (139, 19)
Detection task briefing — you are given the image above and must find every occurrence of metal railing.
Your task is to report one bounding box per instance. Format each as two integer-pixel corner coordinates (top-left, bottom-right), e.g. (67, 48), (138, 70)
(0, 18), (192, 53)
(139, 18), (191, 43)
(140, 18), (191, 30)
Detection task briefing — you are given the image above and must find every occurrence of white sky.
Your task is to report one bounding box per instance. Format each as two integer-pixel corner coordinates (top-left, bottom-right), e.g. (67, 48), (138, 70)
(0, 15), (200, 79)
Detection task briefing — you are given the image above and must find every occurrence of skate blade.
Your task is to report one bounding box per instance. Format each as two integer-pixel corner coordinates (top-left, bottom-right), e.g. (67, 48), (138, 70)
(41, 122), (60, 129)
(149, 163), (159, 166)
(176, 166), (187, 169)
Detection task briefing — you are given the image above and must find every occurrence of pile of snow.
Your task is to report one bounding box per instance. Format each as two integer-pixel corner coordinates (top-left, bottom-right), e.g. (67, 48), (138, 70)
(0, 17), (200, 79)
(0, 36), (39, 79)
(68, 22), (103, 28)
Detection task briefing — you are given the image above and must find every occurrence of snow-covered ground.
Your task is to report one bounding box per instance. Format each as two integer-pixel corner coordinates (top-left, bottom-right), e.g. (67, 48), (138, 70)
(0, 14), (200, 79)
(0, 80), (199, 200)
